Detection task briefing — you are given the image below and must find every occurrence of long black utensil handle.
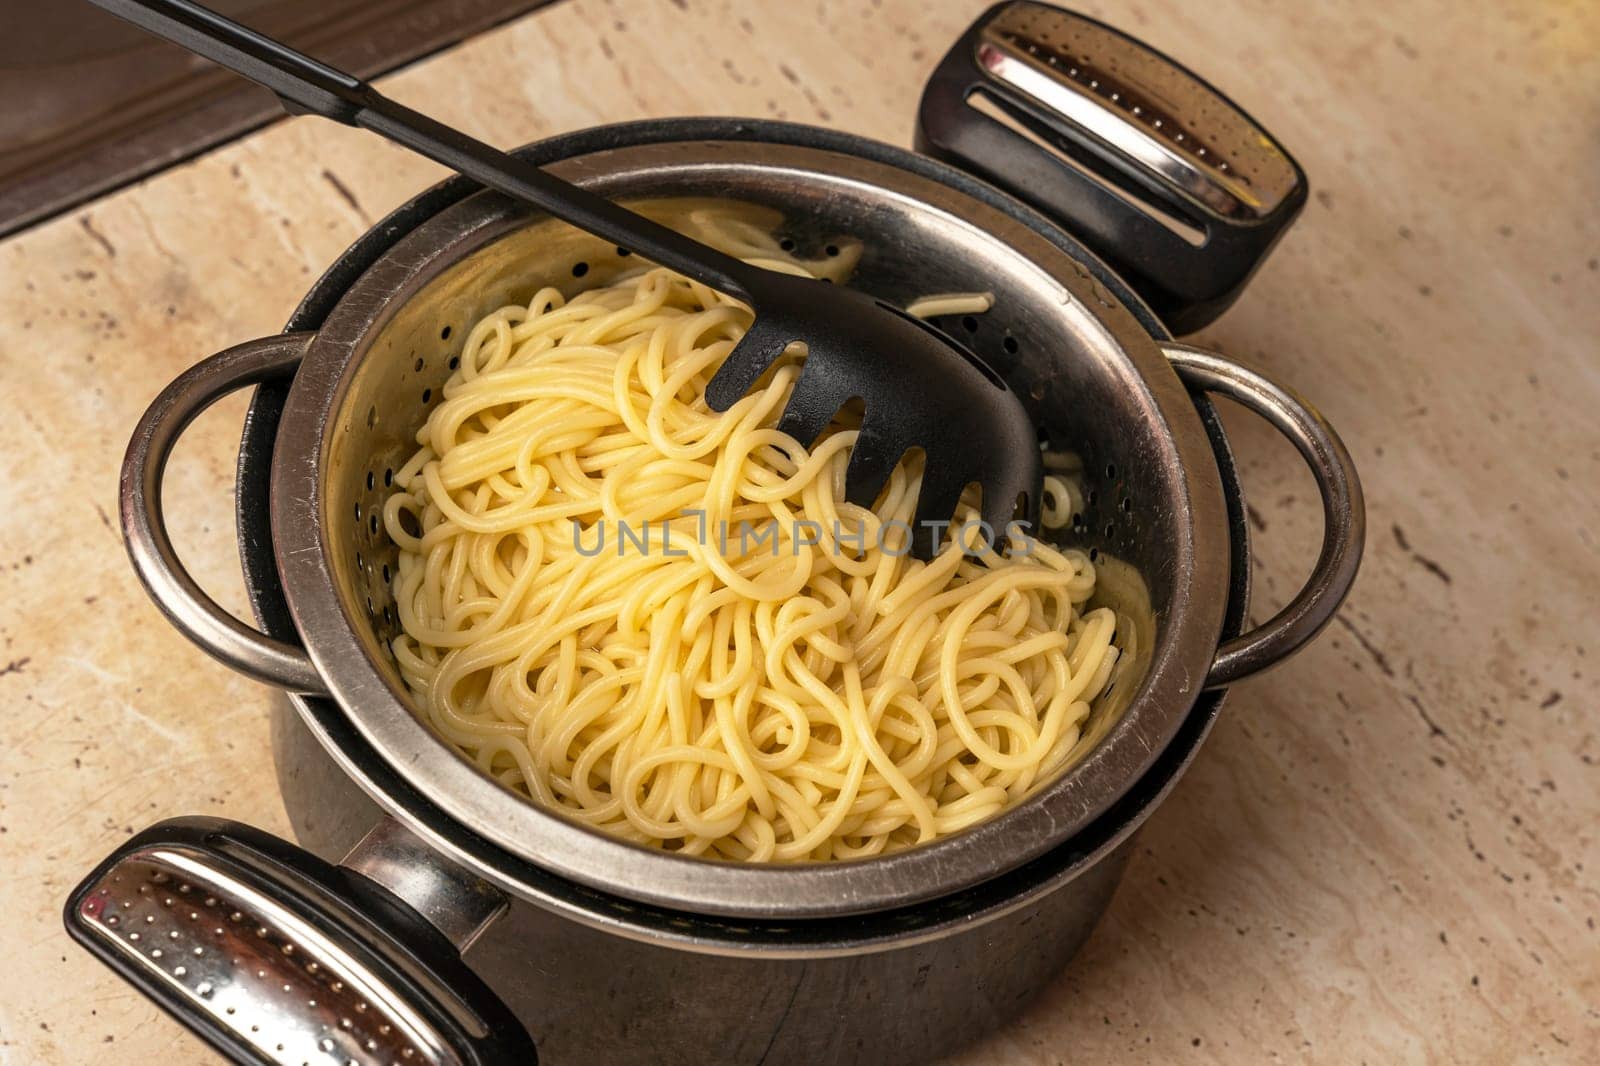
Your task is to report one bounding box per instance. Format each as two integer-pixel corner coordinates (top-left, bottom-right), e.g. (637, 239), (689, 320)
(86, 0), (754, 297)
(351, 99), (751, 297)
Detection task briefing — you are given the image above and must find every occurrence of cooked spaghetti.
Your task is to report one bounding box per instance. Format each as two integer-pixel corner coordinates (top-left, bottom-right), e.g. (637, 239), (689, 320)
(383, 235), (1123, 862)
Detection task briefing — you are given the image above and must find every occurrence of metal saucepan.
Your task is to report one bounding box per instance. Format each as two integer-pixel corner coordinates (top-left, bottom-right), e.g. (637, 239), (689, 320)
(68, 119), (1362, 1065)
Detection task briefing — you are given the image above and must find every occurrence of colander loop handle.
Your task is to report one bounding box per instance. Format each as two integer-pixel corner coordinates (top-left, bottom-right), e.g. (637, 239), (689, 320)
(1163, 344), (1366, 687)
(65, 816), (534, 1064)
(122, 333), (327, 693)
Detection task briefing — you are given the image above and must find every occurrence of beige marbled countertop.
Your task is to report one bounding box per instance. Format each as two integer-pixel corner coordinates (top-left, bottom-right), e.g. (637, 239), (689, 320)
(1, 0), (1596, 1061)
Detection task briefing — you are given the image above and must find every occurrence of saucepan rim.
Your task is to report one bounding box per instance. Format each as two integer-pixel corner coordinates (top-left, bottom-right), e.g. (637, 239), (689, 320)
(263, 128), (1233, 919)
(220, 119), (1248, 956)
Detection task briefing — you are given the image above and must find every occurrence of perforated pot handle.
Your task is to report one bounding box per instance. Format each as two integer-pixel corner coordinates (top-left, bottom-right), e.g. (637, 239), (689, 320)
(1163, 344), (1366, 687)
(917, 2), (1309, 333)
(122, 333), (328, 693)
(65, 817), (533, 1065)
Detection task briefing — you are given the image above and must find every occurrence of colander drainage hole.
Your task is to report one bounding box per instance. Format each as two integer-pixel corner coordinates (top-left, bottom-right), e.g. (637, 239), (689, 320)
(365, 471), (374, 491)
(421, 388), (432, 404)
(383, 467), (393, 487)
(1003, 335), (1018, 354)
(778, 237), (795, 252)
(961, 315), (978, 333)
(1106, 463), (1117, 479)
(572, 261), (589, 278)
(616, 246), (632, 257)
(440, 325), (452, 340)
(369, 515), (379, 535)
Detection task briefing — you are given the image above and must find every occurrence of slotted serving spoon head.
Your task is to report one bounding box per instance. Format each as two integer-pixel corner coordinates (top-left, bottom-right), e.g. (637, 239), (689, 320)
(90, 0), (1043, 557)
(708, 270), (1042, 554)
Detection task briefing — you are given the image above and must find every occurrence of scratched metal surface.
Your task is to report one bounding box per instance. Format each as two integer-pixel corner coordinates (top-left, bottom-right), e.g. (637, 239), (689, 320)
(0, 1), (1595, 1062)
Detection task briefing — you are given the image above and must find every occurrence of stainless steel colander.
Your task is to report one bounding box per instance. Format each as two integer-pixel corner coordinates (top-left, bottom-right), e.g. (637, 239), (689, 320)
(121, 137), (1360, 921)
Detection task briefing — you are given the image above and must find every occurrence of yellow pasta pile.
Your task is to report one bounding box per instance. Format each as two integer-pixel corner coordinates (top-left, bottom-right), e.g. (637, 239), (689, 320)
(384, 256), (1121, 861)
